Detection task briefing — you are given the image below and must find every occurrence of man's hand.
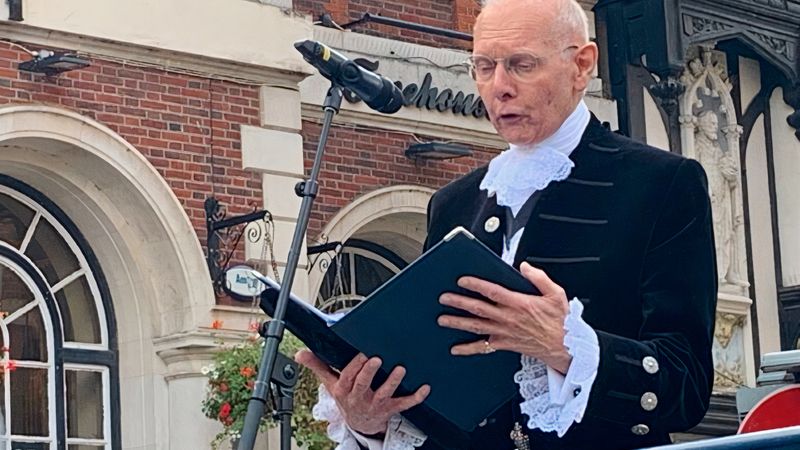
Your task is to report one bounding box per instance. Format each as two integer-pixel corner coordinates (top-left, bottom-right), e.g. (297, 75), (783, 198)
(296, 350), (431, 436)
(437, 262), (573, 374)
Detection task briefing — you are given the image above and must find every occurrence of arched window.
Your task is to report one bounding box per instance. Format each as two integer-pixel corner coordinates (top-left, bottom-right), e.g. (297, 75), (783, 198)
(316, 239), (408, 313)
(0, 176), (119, 450)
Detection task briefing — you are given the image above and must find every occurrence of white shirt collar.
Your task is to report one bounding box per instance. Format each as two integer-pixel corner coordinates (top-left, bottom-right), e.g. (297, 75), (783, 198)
(480, 101), (591, 216)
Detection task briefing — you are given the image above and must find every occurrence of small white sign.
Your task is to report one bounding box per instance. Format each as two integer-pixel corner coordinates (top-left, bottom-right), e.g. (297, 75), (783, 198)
(225, 265), (267, 298)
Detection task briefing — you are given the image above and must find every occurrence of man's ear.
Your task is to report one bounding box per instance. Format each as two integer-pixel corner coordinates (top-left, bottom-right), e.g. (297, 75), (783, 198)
(573, 42), (598, 93)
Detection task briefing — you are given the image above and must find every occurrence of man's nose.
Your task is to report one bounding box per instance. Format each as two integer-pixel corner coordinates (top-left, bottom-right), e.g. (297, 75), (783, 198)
(491, 64), (517, 99)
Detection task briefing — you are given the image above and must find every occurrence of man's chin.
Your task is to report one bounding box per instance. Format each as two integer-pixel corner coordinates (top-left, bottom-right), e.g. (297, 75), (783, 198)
(493, 125), (540, 147)
(501, 135), (540, 147)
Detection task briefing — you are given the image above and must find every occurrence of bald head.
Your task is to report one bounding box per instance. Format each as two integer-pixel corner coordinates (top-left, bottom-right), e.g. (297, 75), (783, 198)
(470, 0), (598, 146)
(478, 0), (589, 47)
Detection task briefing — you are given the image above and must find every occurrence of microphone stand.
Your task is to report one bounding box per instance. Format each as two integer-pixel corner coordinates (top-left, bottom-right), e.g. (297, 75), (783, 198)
(238, 83), (344, 450)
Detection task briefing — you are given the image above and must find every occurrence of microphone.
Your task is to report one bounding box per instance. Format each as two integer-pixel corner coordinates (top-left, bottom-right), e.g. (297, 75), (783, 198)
(294, 39), (404, 114)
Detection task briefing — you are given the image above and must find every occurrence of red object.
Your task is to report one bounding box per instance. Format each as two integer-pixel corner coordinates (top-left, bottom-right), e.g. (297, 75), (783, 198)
(218, 402), (232, 420)
(739, 385), (800, 433)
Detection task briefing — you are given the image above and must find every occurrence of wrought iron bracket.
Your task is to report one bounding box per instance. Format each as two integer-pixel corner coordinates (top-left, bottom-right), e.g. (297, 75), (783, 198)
(307, 241), (343, 274)
(204, 196), (272, 295)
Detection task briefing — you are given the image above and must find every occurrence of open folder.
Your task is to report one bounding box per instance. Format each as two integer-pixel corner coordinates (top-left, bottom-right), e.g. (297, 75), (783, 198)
(256, 226), (539, 449)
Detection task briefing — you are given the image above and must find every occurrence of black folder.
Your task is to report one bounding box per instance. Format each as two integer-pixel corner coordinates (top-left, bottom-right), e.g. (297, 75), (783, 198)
(258, 227), (539, 449)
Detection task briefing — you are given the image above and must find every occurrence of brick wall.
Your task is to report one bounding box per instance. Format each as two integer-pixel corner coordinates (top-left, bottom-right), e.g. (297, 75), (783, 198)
(0, 42), (262, 265)
(301, 119), (498, 238)
(293, 0), (480, 50)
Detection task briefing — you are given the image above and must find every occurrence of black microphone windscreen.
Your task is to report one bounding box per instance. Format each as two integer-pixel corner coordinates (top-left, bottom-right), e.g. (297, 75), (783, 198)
(372, 78), (404, 114)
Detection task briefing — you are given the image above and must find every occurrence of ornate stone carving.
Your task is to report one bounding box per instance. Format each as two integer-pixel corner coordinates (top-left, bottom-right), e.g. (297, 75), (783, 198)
(750, 31), (797, 62)
(679, 48), (750, 295)
(715, 312), (746, 349)
(695, 112), (747, 288)
(783, 83), (800, 141)
(750, 0), (788, 9)
(683, 14), (735, 38)
(649, 76), (686, 117)
(713, 312), (747, 390)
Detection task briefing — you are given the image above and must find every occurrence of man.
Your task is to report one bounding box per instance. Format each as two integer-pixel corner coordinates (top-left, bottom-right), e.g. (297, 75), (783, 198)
(297, 0), (717, 449)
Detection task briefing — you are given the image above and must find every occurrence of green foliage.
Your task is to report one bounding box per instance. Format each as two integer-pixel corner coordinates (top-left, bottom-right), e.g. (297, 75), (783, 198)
(281, 334), (335, 450)
(201, 333), (333, 450)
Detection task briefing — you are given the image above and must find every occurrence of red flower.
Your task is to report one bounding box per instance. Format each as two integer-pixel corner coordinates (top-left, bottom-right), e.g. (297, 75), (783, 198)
(218, 402), (232, 420)
(3, 360), (17, 372)
(248, 321), (260, 332)
(239, 366), (255, 378)
(210, 320), (223, 330)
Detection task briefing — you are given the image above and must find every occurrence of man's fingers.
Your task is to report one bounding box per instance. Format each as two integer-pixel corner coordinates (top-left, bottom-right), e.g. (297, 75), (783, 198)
(457, 276), (527, 307)
(520, 262), (566, 300)
(337, 353), (369, 393)
(437, 314), (504, 336)
(295, 349), (339, 387)
(439, 293), (503, 320)
(352, 357), (382, 397)
(374, 365), (406, 402)
(391, 384), (431, 412)
(449, 338), (503, 356)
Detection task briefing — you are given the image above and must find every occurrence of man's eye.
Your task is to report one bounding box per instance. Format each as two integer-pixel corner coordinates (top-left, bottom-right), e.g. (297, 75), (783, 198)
(511, 59), (537, 73)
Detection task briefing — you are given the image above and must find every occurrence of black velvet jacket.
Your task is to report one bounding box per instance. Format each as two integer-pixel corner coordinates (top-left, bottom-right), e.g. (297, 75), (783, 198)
(419, 116), (717, 450)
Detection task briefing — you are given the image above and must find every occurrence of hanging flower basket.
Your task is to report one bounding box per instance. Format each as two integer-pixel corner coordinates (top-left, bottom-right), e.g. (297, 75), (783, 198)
(201, 330), (333, 450)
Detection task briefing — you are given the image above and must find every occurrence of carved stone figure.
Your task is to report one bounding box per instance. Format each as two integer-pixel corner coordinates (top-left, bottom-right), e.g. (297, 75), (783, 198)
(713, 312), (746, 390)
(715, 312), (745, 349)
(680, 48), (755, 389)
(694, 111), (746, 287)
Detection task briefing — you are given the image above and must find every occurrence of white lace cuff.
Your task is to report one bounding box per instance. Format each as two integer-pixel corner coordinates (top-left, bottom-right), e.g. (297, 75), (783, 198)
(313, 385), (427, 450)
(513, 299), (599, 437)
(313, 384), (361, 450)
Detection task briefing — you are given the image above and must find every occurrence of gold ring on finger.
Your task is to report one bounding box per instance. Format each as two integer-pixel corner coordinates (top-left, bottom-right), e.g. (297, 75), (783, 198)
(483, 339), (496, 354)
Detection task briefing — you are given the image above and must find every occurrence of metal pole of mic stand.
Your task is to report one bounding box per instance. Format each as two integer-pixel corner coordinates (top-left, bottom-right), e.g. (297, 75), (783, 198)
(238, 83), (344, 450)
(274, 384), (294, 450)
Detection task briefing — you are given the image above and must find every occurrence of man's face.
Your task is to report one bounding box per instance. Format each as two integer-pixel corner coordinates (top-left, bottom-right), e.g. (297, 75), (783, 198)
(473, 3), (582, 146)
(699, 113), (719, 140)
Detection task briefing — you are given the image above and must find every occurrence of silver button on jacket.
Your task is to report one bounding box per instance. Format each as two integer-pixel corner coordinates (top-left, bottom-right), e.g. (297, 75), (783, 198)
(484, 216), (500, 233)
(631, 424), (650, 436)
(640, 392), (658, 411)
(642, 356), (659, 374)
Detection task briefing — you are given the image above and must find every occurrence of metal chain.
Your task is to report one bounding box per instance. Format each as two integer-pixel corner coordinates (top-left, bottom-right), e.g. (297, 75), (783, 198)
(249, 217), (281, 331)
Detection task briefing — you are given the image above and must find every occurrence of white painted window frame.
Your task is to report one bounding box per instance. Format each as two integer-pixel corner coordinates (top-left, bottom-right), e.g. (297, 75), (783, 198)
(0, 253), (57, 450)
(0, 186), (112, 450)
(64, 363), (111, 449)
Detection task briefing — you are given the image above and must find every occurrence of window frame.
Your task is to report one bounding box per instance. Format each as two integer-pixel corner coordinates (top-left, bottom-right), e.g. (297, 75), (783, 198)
(316, 238), (408, 312)
(0, 175), (119, 450)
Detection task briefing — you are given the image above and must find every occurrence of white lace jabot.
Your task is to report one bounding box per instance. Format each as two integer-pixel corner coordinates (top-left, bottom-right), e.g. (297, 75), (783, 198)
(480, 100), (590, 216)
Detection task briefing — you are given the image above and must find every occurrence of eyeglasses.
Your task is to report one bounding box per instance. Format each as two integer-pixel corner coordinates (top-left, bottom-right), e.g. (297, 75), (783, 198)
(466, 46), (579, 82)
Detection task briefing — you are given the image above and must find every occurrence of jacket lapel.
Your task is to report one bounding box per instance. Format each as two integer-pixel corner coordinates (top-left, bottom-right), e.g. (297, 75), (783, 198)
(511, 115), (610, 268)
